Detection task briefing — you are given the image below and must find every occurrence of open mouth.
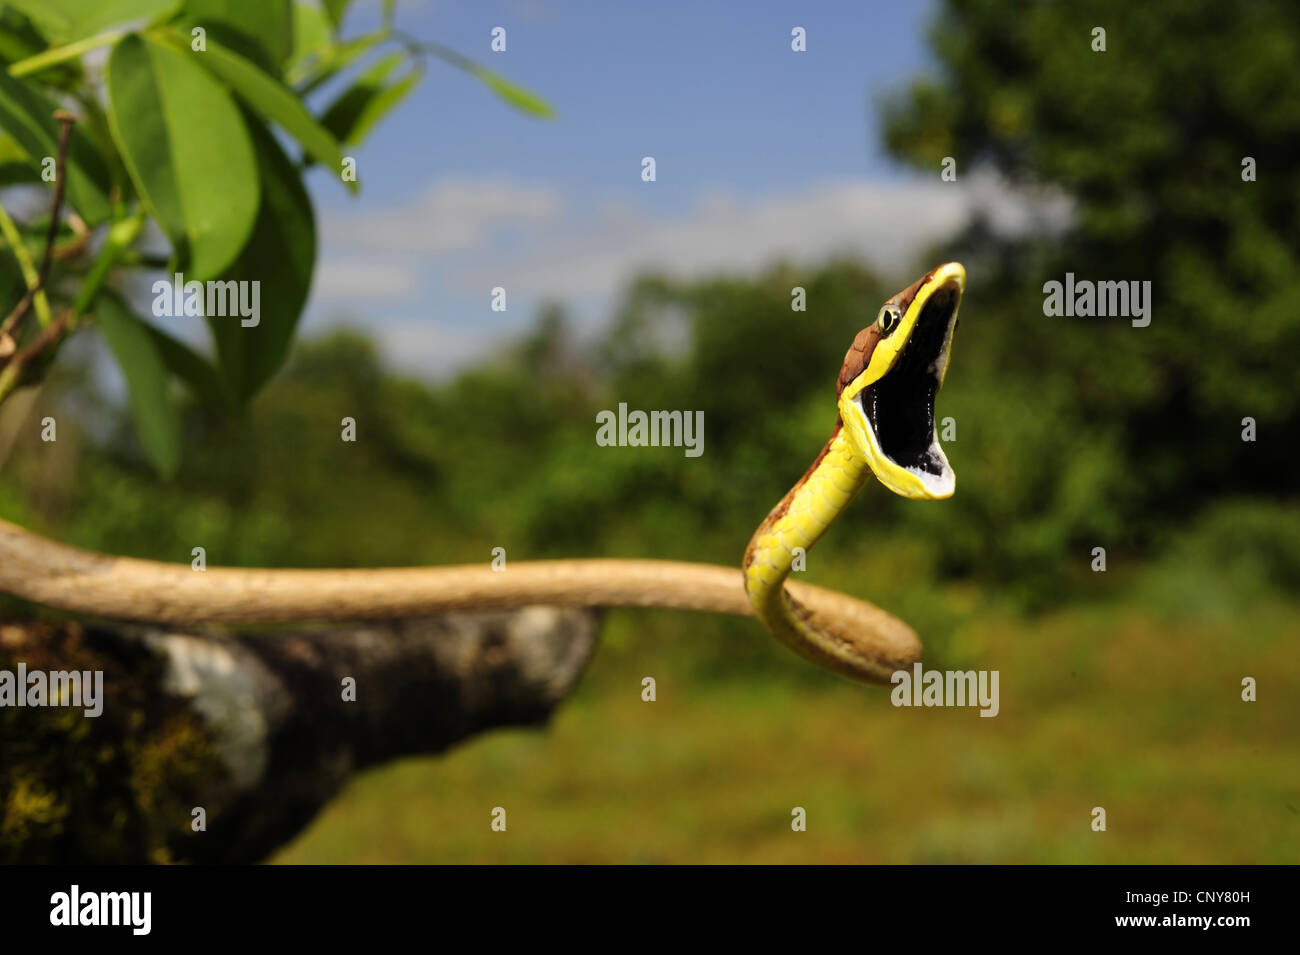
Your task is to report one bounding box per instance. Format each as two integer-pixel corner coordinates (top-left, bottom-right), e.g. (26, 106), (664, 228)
(859, 284), (959, 476)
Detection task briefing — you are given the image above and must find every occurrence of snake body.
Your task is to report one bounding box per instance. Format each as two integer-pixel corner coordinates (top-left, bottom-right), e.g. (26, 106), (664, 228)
(0, 263), (966, 684)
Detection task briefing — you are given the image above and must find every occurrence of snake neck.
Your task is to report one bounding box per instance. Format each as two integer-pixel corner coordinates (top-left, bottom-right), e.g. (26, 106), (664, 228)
(742, 422), (871, 672)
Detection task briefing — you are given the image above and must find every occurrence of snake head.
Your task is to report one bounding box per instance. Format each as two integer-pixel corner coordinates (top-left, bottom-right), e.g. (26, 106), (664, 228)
(836, 262), (965, 500)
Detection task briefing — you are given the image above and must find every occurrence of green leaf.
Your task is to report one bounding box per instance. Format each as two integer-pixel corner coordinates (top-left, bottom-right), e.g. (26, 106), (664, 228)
(0, 244), (24, 307)
(471, 65), (556, 118)
(319, 52), (419, 146)
(289, 29), (384, 95)
(106, 33), (260, 280)
(70, 92), (134, 204)
(145, 322), (229, 408)
(0, 7), (44, 61)
(0, 69), (113, 224)
(164, 30), (355, 191)
(343, 69), (418, 145)
(4, 0), (179, 44)
(208, 115), (315, 402)
(322, 0), (351, 29)
(0, 6), (79, 87)
(0, 133), (26, 162)
(288, 1), (331, 69)
(421, 45), (555, 119)
(0, 131), (36, 185)
(178, 0), (293, 73)
(0, 162), (35, 187)
(95, 292), (182, 478)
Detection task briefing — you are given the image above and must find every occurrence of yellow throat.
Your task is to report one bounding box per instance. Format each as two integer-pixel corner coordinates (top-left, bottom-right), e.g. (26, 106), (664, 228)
(742, 262), (966, 682)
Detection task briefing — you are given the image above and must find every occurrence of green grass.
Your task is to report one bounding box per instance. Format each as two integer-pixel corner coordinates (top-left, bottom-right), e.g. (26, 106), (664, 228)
(275, 598), (1300, 864)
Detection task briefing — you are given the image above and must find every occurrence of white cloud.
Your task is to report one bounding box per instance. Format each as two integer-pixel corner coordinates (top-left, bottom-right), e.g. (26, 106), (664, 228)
(306, 171), (1071, 376)
(458, 172), (1071, 301)
(311, 258), (420, 304)
(321, 178), (561, 255)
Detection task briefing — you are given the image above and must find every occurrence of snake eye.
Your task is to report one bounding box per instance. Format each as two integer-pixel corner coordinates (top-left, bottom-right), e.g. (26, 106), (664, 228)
(877, 305), (901, 335)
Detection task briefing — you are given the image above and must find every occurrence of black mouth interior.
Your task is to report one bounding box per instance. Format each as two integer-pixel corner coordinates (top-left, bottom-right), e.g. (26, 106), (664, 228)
(860, 285), (958, 474)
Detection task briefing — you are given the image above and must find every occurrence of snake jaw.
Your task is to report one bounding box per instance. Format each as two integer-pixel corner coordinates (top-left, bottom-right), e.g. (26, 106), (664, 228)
(838, 262), (965, 501)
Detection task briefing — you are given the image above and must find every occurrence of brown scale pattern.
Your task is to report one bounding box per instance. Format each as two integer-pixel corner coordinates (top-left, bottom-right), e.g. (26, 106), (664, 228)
(835, 265), (937, 396)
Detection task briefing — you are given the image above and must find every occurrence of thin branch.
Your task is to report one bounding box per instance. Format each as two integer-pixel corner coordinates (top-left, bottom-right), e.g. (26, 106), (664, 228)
(0, 309), (76, 405)
(0, 111), (76, 344)
(73, 208), (145, 314)
(0, 204), (46, 326)
(0, 204), (143, 404)
(52, 210), (92, 263)
(52, 233), (91, 263)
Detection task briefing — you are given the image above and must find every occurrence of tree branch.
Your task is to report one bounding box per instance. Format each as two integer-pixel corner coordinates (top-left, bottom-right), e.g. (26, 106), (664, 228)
(0, 611), (599, 862)
(0, 309), (76, 404)
(0, 110), (76, 351)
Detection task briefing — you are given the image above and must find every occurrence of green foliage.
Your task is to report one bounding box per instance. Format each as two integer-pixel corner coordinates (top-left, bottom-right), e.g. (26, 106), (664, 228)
(0, 0), (554, 476)
(94, 292), (181, 477)
(206, 114), (315, 401)
(1137, 499), (1300, 616)
(320, 0), (351, 31)
(107, 33), (261, 279)
(174, 27), (352, 182)
(869, 0), (1300, 595)
(5, 0), (177, 46)
(319, 51), (419, 146)
(471, 66), (557, 119)
(0, 67), (110, 223)
(176, 0), (293, 73)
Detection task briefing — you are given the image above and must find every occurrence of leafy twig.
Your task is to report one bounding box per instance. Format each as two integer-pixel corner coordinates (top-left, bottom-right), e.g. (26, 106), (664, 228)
(389, 29), (556, 118)
(0, 309), (75, 404)
(74, 211), (143, 315)
(0, 111), (76, 347)
(53, 211), (91, 262)
(0, 205), (46, 329)
(0, 207), (143, 405)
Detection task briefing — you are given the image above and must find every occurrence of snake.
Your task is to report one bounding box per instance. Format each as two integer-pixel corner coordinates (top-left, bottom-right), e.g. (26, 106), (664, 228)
(0, 262), (965, 684)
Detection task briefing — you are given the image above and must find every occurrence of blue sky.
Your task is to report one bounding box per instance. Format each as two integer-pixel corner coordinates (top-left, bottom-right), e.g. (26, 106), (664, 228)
(312, 0), (938, 204)
(297, 0), (1020, 376)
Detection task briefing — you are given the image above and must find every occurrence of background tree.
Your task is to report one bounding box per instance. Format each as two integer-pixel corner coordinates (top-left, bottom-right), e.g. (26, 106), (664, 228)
(880, 0), (1300, 598)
